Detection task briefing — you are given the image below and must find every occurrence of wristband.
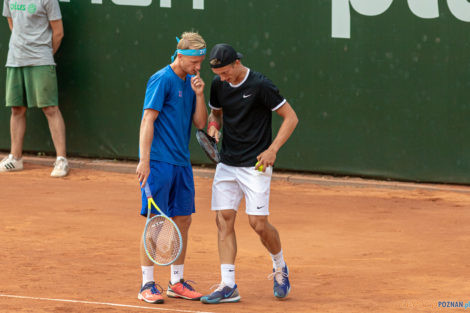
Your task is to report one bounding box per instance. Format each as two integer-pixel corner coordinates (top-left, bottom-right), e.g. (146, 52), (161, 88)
(208, 121), (220, 131)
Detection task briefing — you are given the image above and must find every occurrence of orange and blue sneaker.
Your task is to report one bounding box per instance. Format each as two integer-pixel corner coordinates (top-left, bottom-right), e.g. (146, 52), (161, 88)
(200, 283), (241, 304)
(138, 281), (164, 304)
(268, 265), (291, 298)
(167, 279), (203, 300)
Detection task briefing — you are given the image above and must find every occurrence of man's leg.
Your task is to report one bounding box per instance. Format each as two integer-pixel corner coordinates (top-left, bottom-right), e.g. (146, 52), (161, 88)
(138, 165), (168, 304)
(247, 215), (281, 255)
(138, 228), (165, 304)
(201, 163), (242, 304)
(10, 106), (27, 159)
(165, 215), (203, 300)
(248, 215), (290, 298)
(42, 106), (66, 157)
(42, 106), (69, 177)
(216, 210), (237, 265)
(1, 67), (25, 172)
(171, 215), (191, 266)
(241, 164), (290, 299)
(165, 163), (202, 301)
(200, 209), (241, 304)
(1, 107), (26, 172)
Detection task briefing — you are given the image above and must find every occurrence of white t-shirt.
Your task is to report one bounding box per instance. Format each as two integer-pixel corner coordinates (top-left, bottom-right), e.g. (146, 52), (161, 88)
(3, 0), (62, 67)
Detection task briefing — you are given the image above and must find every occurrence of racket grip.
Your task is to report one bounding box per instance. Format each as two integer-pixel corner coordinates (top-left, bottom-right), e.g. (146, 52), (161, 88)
(144, 183), (152, 198)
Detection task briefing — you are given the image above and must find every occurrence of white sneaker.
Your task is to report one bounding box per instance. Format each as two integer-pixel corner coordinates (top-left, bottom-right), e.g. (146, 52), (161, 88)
(0, 154), (23, 172)
(51, 157), (69, 177)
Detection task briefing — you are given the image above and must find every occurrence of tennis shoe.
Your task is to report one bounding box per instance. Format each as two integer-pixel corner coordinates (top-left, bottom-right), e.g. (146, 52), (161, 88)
(51, 157), (69, 177)
(0, 154), (23, 172)
(138, 281), (164, 304)
(268, 265), (291, 298)
(167, 279), (202, 300)
(200, 283), (240, 304)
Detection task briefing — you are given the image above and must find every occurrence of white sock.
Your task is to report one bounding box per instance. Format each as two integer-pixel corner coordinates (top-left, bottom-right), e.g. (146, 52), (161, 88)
(221, 264), (236, 288)
(56, 156), (67, 161)
(270, 249), (286, 269)
(171, 264), (184, 285)
(142, 266), (154, 286)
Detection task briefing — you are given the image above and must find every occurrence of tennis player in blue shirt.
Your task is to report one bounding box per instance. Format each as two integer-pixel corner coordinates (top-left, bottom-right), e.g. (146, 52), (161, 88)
(136, 32), (207, 304)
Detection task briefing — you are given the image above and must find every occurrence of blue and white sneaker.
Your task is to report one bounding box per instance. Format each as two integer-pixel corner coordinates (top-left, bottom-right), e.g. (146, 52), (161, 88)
(269, 265), (290, 298)
(200, 283), (241, 304)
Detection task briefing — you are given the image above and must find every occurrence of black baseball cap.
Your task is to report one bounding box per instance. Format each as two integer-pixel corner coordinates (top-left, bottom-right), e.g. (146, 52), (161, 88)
(209, 44), (243, 68)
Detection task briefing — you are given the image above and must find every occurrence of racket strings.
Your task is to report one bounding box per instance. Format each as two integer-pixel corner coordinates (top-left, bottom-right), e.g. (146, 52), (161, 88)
(201, 139), (218, 159)
(144, 216), (182, 265)
(196, 130), (220, 163)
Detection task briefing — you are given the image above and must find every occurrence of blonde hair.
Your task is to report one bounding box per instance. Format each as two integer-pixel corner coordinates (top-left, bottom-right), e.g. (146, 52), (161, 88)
(177, 32), (206, 50)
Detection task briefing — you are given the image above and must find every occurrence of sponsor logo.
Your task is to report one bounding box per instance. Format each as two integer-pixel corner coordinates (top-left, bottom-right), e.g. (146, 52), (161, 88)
(59, 0), (204, 10)
(332, 0), (470, 39)
(438, 300), (469, 308)
(242, 94), (252, 99)
(27, 3), (36, 14)
(10, 2), (26, 11)
(224, 289), (234, 298)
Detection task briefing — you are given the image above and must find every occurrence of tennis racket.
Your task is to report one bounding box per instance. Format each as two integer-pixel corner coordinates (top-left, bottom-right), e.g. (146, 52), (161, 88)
(196, 129), (220, 163)
(142, 183), (183, 266)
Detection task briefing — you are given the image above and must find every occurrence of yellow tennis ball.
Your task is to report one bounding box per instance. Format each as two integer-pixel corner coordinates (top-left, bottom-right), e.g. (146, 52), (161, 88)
(256, 162), (264, 172)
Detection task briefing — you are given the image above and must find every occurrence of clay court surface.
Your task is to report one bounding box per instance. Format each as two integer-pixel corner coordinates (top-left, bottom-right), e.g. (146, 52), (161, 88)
(1, 159), (470, 313)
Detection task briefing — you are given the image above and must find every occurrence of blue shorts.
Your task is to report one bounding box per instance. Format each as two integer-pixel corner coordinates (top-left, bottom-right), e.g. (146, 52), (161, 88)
(140, 160), (195, 217)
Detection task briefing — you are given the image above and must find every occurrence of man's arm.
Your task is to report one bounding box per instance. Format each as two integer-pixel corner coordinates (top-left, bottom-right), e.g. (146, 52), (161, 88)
(7, 17), (12, 31)
(256, 102), (298, 171)
(207, 109), (223, 143)
(191, 72), (208, 129)
(49, 19), (64, 54)
(136, 109), (159, 187)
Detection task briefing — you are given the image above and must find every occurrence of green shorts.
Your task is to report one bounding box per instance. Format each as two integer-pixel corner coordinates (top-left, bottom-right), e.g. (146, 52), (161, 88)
(5, 65), (59, 108)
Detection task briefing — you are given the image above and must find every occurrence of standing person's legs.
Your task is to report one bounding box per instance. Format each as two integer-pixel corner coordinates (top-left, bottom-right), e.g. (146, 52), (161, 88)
(138, 161), (201, 302)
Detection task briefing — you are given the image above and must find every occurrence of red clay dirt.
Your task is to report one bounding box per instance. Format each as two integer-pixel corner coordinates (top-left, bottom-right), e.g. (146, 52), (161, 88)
(1, 161), (470, 313)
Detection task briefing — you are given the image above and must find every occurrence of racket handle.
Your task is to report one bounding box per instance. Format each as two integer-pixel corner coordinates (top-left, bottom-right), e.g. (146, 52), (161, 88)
(144, 183), (152, 198)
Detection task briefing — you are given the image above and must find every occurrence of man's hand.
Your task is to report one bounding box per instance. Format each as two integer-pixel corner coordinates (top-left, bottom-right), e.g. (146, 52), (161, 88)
(256, 148), (277, 172)
(207, 124), (221, 143)
(136, 160), (150, 187)
(191, 71), (205, 96)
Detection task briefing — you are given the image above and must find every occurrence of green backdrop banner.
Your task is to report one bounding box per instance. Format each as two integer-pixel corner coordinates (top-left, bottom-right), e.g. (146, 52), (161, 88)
(1, 1), (469, 184)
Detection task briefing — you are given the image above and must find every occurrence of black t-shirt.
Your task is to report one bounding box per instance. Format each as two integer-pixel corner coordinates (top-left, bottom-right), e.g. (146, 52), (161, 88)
(209, 69), (286, 167)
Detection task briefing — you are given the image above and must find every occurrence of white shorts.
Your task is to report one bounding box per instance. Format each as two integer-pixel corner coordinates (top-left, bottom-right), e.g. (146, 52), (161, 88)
(211, 163), (273, 216)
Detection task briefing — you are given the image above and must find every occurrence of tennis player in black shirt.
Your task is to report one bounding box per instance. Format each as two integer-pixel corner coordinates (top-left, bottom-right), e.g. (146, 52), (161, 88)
(200, 44), (298, 304)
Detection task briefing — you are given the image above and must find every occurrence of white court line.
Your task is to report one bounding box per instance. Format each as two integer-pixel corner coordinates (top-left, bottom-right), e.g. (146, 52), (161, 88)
(0, 294), (215, 313)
